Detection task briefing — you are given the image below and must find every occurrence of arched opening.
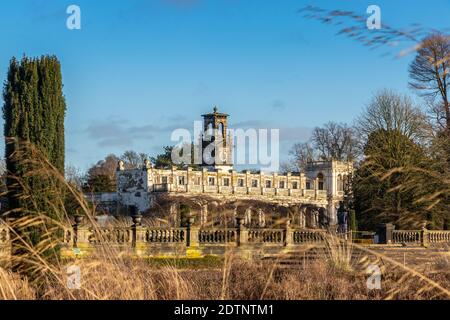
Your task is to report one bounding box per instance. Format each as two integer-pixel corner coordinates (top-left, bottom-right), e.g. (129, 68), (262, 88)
(317, 173), (324, 190)
(337, 174), (344, 192)
(318, 207), (328, 229)
(343, 174), (349, 192)
(218, 122), (224, 136)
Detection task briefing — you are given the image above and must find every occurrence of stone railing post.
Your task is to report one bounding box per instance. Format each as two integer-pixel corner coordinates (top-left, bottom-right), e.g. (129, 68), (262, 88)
(376, 223), (395, 244)
(73, 215), (92, 248)
(132, 214), (145, 246)
(236, 217), (248, 247)
(186, 217), (199, 247)
(73, 215), (84, 248)
(421, 228), (429, 247)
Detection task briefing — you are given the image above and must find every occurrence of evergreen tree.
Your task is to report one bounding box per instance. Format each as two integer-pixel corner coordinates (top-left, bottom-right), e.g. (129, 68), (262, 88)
(2, 55), (67, 259)
(354, 129), (445, 230)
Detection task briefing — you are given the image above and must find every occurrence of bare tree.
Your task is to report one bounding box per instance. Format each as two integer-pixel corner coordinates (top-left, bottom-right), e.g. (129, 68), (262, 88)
(65, 164), (84, 189)
(287, 142), (316, 172)
(120, 150), (150, 169)
(356, 89), (429, 145)
(311, 122), (357, 161)
(409, 33), (450, 132)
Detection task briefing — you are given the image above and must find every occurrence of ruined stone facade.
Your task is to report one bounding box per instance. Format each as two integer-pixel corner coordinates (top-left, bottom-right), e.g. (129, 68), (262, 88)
(94, 108), (353, 229)
(115, 159), (352, 228)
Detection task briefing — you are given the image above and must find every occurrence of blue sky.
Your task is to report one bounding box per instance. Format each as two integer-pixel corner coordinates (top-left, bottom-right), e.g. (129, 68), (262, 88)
(0, 0), (449, 171)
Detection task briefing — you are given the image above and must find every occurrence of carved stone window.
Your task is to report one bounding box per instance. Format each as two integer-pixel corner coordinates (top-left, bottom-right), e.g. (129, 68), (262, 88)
(265, 180), (272, 188)
(279, 181), (285, 189)
(178, 176), (185, 185)
(208, 177), (215, 186)
(292, 181), (299, 189)
(252, 179), (258, 188)
(223, 178), (230, 187)
(238, 178), (245, 187)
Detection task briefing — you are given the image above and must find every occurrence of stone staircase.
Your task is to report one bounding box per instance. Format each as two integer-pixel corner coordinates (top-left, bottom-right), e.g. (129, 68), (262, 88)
(261, 244), (450, 271)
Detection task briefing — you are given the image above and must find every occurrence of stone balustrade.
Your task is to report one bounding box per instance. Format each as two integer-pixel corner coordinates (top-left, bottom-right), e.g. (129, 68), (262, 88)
(199, 229), (237, 244)
(386, 227), (450, 246)
(293, 230), (326, 244)
(426, 230), (450, 243)
(248, 229), (284, 244)
(146, 228), (186, 243)
(392, 230), (422, 245)
(1, 218), (449, 262)
(61, 216), (338, 258)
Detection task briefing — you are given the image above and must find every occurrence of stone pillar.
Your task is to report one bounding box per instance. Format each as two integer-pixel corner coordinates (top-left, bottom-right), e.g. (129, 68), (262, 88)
(200, 203), (208, 226)
(132, 215), (146, 256)
(186, 217), (199, 247)
(245, 170), (250, 194)
(187, 167), (192, 192)
(202, 168), (207, 193)
(421, 228), (429, 247)
(74, 215), (91, 249)
(376, 223), (395, 244)
(259, 172), (264, 195)
(73, 215), (84, 248)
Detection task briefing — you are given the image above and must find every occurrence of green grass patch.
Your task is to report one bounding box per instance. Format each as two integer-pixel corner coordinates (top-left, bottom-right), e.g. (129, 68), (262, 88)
(144, 255), (224, 269)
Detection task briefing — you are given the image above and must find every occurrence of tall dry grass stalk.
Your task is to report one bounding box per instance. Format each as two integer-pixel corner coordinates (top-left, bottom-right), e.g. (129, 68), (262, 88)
(0, 142), (449, 300)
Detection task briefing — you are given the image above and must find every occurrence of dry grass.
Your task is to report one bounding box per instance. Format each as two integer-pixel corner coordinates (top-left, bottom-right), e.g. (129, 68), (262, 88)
(0, 142), (449, 300)
(1, 251), (450, 300)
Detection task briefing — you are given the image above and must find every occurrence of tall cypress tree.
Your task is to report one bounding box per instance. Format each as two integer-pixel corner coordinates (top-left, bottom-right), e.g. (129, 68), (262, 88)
(3, 55), (66, 215)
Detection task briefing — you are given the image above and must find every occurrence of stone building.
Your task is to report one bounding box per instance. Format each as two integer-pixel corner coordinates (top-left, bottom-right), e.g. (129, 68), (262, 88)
(97, 108), (353, 229)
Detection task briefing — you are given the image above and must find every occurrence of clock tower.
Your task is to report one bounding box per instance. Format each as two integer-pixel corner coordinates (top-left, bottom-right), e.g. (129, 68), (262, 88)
(201, 106), (233, 172)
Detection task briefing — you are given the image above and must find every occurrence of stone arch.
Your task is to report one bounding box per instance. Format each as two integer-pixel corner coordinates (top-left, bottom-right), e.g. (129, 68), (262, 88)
(292, 205), (307, 228)
(306, 206), (320, 229)
(318, 207), (329, 229)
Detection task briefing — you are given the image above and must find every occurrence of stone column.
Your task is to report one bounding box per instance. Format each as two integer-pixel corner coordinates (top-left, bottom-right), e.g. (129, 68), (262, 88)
(287, 172), (292, 196)
(202, 168), (207, 193)
(245, 170), (250, 194)
(200, 203), (208, 226)
(187, 167), (192, 192)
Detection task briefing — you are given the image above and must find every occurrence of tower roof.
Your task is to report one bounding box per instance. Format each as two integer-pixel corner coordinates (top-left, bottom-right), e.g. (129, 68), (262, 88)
(202, 106), (229, 118)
